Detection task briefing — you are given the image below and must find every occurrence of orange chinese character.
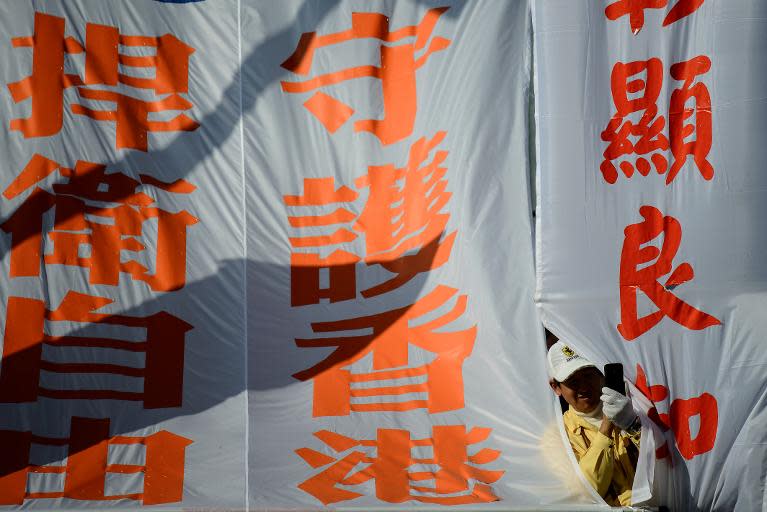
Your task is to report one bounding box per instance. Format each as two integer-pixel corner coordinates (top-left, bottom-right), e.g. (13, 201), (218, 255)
(668, 391), (718, 460)
(601, 58), (669, 183)
(601, 57), (713, 184)
(0, 417), (191, 505)
(1, 154), (198, 291)
(0, 291), (192, 409)
(635, 364), (718, 460)
(7, 12), (198, 151)
(290, 251), (360, 306)
(72, 89), (198, 152)
(6, 12), (84, 137)
(355, 132), (455, 297)
(296, 426), (503, 505)
(285, 177), (361, 306)
(280, 8), (451, 145)
(618, 206), (720, 340)
(605, 0), (705, 33)
(668, 55), (713, 183)
(292, 285), (475, 417)
(285, 133), (455, 304)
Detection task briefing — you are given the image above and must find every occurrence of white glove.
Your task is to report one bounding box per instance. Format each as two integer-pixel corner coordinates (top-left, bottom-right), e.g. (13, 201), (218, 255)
(601, 387), (637, 431)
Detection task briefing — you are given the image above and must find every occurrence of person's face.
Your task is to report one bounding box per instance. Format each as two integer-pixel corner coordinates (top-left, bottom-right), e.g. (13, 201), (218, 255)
(550, 367), (604, 413)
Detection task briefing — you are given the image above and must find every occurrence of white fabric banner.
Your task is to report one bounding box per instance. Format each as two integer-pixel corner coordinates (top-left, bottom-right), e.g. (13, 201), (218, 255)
(244, 0), (590, 508)
(0, 0), (246, 509)
(534, 0), (767, 510)
(1, 0), (764, 510)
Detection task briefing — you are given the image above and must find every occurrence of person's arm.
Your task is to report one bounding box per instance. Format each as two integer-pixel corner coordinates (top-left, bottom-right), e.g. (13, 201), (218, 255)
(574, 418), (616, 497)
(601, 386), (643, 452)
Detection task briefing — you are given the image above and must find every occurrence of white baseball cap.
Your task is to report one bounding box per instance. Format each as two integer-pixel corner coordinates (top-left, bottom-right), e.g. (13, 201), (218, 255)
(547, 341), (596, 382)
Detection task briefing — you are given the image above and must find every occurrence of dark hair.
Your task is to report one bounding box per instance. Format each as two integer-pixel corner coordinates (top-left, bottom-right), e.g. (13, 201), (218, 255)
(544, 328), (558, 350)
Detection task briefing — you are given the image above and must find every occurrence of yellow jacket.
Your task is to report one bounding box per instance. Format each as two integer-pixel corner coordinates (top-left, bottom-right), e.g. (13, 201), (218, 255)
(562, 409), (640, 506)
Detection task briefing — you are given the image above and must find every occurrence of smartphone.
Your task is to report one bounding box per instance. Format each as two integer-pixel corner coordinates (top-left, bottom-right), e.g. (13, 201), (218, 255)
(604, 363), (625, 395)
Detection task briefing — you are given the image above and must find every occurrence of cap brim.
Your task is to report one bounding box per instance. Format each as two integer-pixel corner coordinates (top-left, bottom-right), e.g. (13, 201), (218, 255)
(553, 361), (596, 382)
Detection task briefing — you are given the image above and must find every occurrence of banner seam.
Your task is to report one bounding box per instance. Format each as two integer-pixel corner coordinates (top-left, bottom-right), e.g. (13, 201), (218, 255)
(530, 0), (544, 308)
(237, 0), (249, 509)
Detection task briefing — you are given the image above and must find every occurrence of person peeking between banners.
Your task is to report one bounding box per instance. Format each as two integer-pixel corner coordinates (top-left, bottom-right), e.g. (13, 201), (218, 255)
(547, 340), (641, 506)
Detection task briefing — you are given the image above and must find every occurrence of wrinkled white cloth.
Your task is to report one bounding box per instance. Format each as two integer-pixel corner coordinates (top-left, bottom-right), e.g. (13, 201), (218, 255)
(601, 387), (637, 430)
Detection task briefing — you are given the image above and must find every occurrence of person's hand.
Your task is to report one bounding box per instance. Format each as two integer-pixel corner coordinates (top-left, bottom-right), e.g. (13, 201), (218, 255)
(601, 387), (637, 431)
